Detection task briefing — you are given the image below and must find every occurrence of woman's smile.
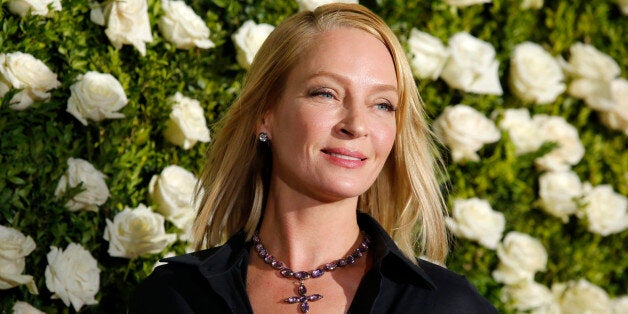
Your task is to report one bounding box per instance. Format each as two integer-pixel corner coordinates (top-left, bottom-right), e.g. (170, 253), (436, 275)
(321, 147), (367, 168)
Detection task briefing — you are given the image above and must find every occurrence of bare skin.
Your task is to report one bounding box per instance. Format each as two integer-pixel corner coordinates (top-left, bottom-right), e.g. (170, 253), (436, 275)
(247, 27), (398, 314)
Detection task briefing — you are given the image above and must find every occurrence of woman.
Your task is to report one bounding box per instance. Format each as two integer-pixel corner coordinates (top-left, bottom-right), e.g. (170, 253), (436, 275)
(132, 3), (497, 313)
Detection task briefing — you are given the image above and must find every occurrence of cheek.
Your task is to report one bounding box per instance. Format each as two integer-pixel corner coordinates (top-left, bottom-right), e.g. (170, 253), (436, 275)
(372, 120), (397, 155)
(289, 108), (333, 138)
(271, 106), (330, 149)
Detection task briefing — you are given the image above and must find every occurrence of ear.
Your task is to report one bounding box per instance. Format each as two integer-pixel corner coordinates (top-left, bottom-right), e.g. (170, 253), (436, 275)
(256, 109), (274, 139)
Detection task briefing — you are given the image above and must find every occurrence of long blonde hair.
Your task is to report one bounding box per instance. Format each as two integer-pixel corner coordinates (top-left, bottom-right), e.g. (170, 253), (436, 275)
(193, 3), (449, 264)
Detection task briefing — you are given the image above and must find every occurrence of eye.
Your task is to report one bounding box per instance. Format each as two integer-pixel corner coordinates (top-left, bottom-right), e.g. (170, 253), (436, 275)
(375, 102), (397, 112)
(310, 88), (336, 100)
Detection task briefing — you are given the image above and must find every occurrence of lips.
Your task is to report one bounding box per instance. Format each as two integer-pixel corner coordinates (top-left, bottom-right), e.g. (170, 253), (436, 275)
(321, 148), (366, 159)
(321, 148), (367, 168)
(327, 152), (362, 161)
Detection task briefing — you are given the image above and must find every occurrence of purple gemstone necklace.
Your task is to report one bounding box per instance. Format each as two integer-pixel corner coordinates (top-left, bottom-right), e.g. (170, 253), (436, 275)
(252, 231), (370, 313)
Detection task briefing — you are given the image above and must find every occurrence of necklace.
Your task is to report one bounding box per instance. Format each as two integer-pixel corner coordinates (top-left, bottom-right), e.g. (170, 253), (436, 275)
(252, 231), (370, 313)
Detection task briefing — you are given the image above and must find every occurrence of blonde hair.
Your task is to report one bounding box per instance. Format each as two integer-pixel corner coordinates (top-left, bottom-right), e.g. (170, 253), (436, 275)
(193, 3), (449, 264)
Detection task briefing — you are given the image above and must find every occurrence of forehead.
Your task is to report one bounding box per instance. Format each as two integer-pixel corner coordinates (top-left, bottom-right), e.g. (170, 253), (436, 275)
(291, 27), (398, 88)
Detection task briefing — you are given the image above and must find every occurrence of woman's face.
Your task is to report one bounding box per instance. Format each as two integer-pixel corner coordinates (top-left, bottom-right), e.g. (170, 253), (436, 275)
(262, 27), (398, 202)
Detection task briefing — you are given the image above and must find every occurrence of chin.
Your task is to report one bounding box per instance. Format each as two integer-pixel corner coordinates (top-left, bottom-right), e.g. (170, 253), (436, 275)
(312, 180), (372, 202)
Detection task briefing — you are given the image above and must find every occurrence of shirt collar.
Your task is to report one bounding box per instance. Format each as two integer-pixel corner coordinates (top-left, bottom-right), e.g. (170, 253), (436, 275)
(164, 232), (253, 313)
(163, 231), (249, 279)
(357, 212), (437, 290)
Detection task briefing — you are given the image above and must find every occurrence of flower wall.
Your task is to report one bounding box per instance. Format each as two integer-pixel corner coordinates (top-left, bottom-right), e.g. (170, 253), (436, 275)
(1, 0), (626, 312)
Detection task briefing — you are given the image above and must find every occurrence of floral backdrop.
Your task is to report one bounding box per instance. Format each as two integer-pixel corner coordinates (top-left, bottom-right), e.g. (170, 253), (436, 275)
(0, 0), (626, 312)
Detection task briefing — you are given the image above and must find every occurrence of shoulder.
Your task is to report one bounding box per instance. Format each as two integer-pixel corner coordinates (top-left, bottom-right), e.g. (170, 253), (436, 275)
(417, 259), (498, 313)
(356, 212), (497, 312)
(131, 247), (223, 298)
(130, 240), (246, 313)
(130, 262), (209, 313)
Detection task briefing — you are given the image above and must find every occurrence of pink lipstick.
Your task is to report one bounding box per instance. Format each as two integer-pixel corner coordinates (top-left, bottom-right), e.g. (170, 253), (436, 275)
(321, 148), (367, 168)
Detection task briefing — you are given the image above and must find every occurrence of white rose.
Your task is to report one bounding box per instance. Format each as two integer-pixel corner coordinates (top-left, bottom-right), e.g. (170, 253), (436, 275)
(533, 115), (584, 172)
(296, 0), (359, 11)
(0, 258), (37, 294)
(530, 302), (562, 314)
(501, 280), (556, 312)
(509, 42), (565, 104)
(407, 28), (450, 80)
(44, 243), (100, 311)
(12, 301), (45, 314)
(578, 183), (628, 236)
(90, 0), (153, 56)
(54, 158), (109, 212)
(0, 80), (9, 96)
(552, 279), (611, 314)
(572, 79), (619, 111)
(0, 226), (37, 294)
(0, 52), (60, 110)
(103, 204), (177, 258)
(440, 32), (503, 95)
(442, 0), (491, 7)
(538, 170), (583, 222)
(521, 0), (543, 9)
(159, 0), (215, 50)
(66, 71), (128, 126)
(433, 104), (501, 162)
(599, 78), (628, 135)
(616, 0), (628, 15)
(492, 232), (548, 285)
(498, 108), (544, 155)
(564, 43), (620, 111)
(179, 219), (195, 244)
(564, 42), (620, 82)
(445, 198), (505, 249)
(163, 92), (211, 149)
(232, 20), (274, 69)
(7, 0), (61, 17)
(569, 79), (616, 112)
(149, 165), (199, 229)
(611, 296), (628, 314)
(0, 226), (36, 262)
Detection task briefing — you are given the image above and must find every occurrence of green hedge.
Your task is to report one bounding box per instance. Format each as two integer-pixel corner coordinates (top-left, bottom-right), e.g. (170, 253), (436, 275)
(0, 0), (626, 312)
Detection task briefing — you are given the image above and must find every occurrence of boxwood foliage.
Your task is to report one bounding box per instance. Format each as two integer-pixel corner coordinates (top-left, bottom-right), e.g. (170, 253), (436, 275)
(0, 0), (626, 312)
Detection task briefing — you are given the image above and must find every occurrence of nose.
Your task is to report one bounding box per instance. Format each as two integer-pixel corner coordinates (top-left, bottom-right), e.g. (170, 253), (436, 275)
(334, 101), (367, 139)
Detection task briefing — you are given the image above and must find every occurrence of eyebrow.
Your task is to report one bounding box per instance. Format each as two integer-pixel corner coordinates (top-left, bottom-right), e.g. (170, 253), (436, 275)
(307, 70), (398, 94)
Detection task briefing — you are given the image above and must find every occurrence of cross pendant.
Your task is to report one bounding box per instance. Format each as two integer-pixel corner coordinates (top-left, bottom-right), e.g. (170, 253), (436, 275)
(284, 281), (323, 313)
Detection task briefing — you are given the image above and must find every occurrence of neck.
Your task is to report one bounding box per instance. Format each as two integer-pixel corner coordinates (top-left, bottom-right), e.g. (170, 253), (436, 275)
(257, 182), (362, 271)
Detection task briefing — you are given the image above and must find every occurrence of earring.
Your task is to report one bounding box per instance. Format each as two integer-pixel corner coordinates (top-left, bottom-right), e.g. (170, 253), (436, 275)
(258, 132), (269, 143)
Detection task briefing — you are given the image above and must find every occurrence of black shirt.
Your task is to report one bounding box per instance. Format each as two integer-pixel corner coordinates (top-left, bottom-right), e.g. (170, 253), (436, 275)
(131, 213), (498, 313)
